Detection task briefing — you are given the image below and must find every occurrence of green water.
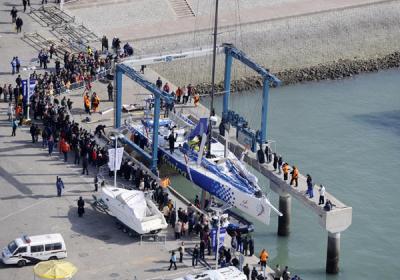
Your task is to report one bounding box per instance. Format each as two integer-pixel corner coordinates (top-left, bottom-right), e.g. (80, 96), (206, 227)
(171, 69), (400, 279)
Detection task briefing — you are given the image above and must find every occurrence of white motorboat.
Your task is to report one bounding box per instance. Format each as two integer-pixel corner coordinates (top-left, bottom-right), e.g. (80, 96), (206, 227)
(100, 186), (167, 235)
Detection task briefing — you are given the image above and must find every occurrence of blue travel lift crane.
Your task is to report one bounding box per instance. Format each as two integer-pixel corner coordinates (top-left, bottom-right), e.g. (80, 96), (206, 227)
(114, 43), (281, 174)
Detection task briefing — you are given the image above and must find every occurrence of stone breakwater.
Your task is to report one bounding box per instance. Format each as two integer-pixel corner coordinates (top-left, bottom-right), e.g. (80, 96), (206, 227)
(194, 51), (400, 95)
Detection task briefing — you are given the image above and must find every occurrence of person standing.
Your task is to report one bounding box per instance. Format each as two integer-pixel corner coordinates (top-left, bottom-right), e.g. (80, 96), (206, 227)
(278, 155), (283, 174)
(273, 153), (278, 171)
(56, 176), (64, 197)
(11, 119), (18, 136)
(22, 0), (27, 12)
(107, 81), (113, 101)
(101, 35), (108, 52)
(251, 267), (258, 280)
(10, 6), (17, 23)
(248, 236), (254, 256)
(94, 175), (99, 192)
(168, 129), (176, 154)
(243, 263), (250, 280)
(192, 245), (199, 267)
(61, 140), (70, 162)
(264, 144), (271, 163)
(48, 135), (54, 156)
(82, 153), (89, 175)
(15, 57), (21, 73)
(259, 249), (269, 274)
(77, 197), (85, 217)
(319, 184), (326, 205)
(10, 57), (16, 75)
(174, 220), (182, 240)
(168, 251), (177, 270)
(274, 264), (282, 280)
(306, 174), (314, 198)
(290, 166), (299, 187)
(15, 17), (23, 33)
(282, 163), (289, 181)
(29, 124), (36, 143)
(178, 242), (184, 263)
(156, 77), (162, 89)
(7, 103), (13, 120)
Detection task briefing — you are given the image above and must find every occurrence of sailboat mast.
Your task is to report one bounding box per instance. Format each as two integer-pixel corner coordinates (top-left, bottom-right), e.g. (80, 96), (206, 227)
(206, 0), (219, 158)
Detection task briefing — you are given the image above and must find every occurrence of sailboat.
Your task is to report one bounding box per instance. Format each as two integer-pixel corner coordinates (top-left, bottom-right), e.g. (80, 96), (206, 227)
(121, 0), (281, 225)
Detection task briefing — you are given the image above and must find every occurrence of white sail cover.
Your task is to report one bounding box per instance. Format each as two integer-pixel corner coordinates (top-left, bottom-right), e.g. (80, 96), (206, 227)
(116, 191), (147, 220)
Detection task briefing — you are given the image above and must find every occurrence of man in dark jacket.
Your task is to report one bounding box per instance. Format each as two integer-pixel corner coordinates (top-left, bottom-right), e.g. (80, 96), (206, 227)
(107, 81), (113, 101)
(77, 197), (85, 217)
(243, 264), (250, 280)
(15, 17), (23, 33)
(168, 130), (176, 154)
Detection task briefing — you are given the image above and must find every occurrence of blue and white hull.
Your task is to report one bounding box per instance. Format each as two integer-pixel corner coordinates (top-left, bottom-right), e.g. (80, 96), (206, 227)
(122, 117), (280, 225)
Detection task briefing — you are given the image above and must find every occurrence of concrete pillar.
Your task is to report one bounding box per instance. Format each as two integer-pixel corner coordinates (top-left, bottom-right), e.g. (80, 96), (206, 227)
(277, 195), (291, 236)
(326, 232), (340, 274)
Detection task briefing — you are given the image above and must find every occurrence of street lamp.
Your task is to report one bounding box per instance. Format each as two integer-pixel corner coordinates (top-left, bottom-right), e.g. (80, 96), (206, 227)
(109, 132), (124, 188)
(22, 65), (36, 121)
(210, 203), (232, 270)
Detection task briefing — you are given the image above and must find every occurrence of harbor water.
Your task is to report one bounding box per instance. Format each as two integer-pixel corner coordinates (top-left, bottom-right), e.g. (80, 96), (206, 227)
(171, 68), (400, 279)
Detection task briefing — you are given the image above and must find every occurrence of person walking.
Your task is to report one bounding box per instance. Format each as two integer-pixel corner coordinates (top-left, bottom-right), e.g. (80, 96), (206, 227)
(264, 144), (271, 163)
(107, 81), (113, 101)
(77, 197), (85, 217)
(192, 245), (199, 267)
(168, 251), (177, 270)
(11, 119), (18, 136)
(290, 166), (299, 187)
(15, 17), (23, 33)
(174, 220), (182, 240)
(56, 176), (64, 197)
(319, 184), (326, 205)
(306, 174), (314, 198)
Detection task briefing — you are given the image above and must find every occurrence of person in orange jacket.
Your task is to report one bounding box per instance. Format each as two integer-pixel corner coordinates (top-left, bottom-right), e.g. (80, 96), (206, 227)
(91, 92), (100, 112)
(290, 165), (299, 187)
(282, 163), (290, 181)
(259, 248), (269, 274)
(84, 94), (91, 115)
(60, 139), (70, 162)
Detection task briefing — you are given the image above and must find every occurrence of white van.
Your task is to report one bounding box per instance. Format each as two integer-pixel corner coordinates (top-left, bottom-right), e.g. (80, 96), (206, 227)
(1, 234), (67, 267)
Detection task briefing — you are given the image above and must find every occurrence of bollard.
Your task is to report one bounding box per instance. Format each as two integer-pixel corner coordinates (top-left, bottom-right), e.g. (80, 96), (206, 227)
(277, 195), (291, 236)
(326, 232), (340, 274)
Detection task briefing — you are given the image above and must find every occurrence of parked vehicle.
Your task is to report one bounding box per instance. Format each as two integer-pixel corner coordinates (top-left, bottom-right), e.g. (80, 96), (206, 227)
(1, 234), (67, 267)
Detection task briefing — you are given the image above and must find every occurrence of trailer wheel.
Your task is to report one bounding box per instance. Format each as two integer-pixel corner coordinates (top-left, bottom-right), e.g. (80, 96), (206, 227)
(17, 260), (26, 267)
(48, 256), (58, 260)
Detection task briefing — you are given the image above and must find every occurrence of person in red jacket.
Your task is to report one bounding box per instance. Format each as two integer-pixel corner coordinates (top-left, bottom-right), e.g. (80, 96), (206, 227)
(61, 140), (70, 162)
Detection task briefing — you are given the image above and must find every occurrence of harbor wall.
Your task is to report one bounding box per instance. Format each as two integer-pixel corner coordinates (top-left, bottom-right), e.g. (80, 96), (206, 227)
(133, 1), (400, 90)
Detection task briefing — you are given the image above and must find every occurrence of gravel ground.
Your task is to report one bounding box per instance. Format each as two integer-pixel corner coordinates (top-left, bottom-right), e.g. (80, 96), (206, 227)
(132, 1), (400, 86)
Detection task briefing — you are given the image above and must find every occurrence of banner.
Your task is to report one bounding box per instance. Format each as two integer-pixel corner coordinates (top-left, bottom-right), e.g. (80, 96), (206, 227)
(108, 147), (124, 171)
(22, 79), (36, 102)
(211, 227), (226, 251)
